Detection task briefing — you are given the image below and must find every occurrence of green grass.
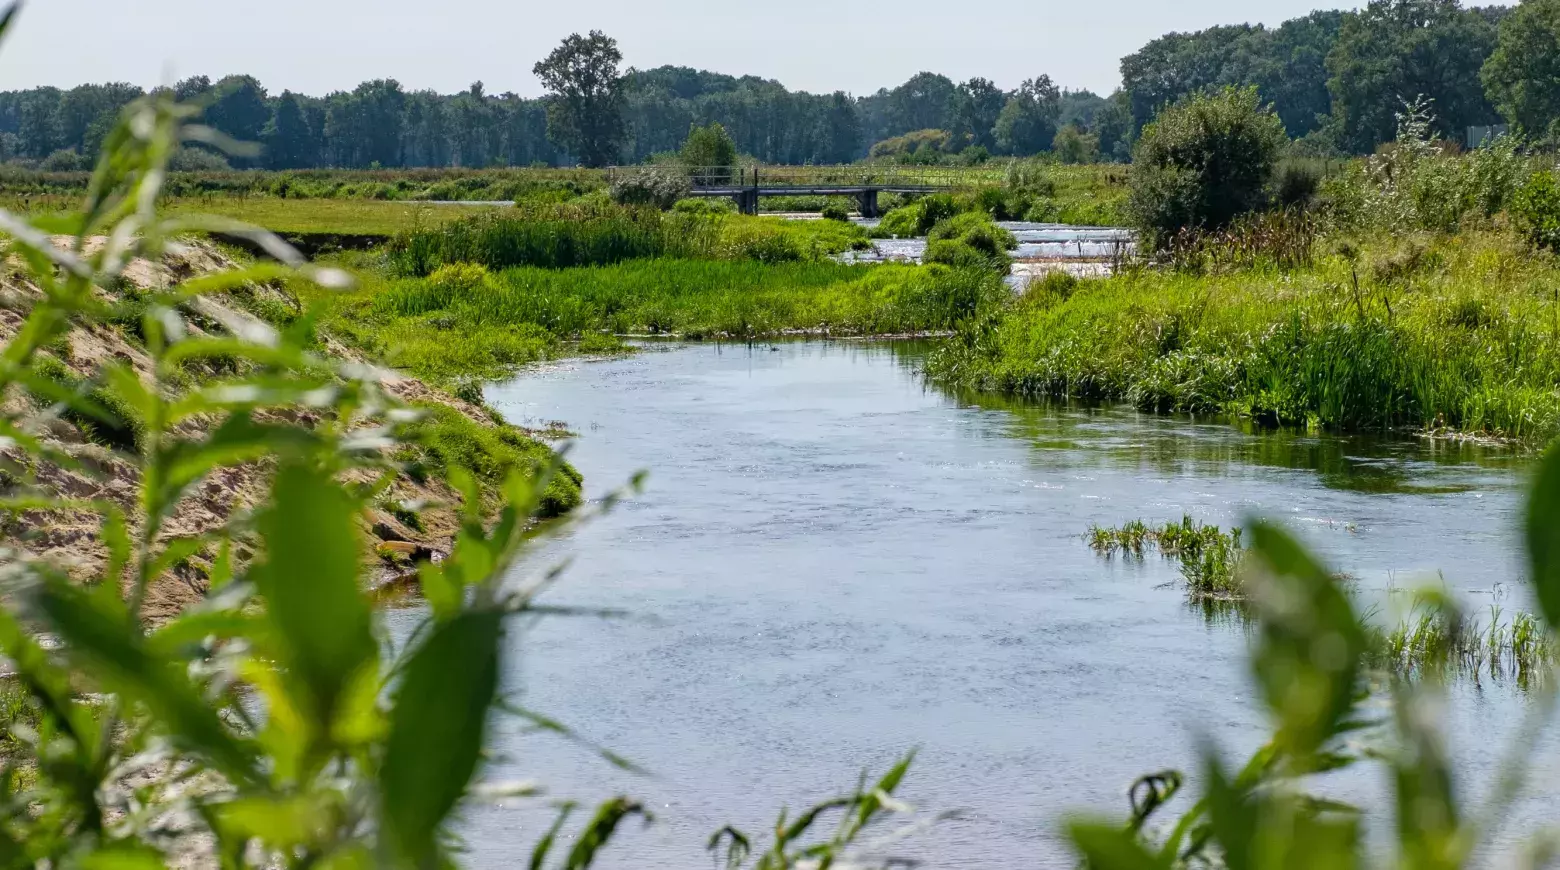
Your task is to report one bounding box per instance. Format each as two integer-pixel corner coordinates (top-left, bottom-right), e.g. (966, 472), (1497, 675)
(402, 402), (582, 517)
(164, 197), (509, 236)
(386, 206), (871, 275)
(303, 257), (1001, 386)
(1088, 516), (1245, 598)
(931, 230), (1560, 440)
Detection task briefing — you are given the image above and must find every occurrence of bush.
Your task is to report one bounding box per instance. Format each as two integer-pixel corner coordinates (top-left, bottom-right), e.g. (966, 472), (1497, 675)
(1128, 86), (1287, 249)
(925, 212), (1016, 273)
(1513, 169), (1560, 253)
(39, 148), (88, 172)
(168, 147), (234, 172)
(1274, 160), (1322, 210)
(609, 166), (691, 210)
(820, 202), (851, 222)
(680, 122), (738, 183)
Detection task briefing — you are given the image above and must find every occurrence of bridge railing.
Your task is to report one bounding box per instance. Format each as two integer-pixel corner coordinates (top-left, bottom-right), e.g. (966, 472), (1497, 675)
(606, 164), (1003, 190)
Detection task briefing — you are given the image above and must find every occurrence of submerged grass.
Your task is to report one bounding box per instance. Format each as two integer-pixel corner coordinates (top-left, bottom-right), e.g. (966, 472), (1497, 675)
(1089, 516), (1245, 598)
(931, 230), (1560, 441)
(1090, 517), (1557, 686)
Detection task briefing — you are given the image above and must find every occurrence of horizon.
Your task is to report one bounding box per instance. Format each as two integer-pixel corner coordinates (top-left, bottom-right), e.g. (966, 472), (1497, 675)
(0, 0), (1436, 99)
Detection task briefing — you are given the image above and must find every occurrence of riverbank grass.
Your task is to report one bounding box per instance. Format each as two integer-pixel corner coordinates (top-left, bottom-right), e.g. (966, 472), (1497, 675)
(932, 230), (1560, 441)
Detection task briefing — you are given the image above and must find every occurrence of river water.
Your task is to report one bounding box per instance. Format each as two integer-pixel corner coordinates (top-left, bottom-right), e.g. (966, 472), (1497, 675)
(390, 341), (1560, 868)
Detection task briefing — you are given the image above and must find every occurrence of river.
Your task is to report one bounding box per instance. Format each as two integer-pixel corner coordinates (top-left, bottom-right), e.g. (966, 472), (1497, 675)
(389, 341), (1560, 868)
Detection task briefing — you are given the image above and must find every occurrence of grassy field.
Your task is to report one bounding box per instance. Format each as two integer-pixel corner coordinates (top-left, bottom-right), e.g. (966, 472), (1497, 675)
(929, 230), (1560, 440)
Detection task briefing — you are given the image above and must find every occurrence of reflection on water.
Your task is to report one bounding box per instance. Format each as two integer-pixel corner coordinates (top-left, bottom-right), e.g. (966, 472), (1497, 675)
(391, 341), (1553, 869)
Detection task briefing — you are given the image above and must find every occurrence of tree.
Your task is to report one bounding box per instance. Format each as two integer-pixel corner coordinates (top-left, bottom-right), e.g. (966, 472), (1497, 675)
(16, 87), (60, 159)
(680, 122), (737, 181)
(1052, 124), (1099, 164)
(886, 72), (957, 137)
(207, 75), (270, 144)
(533, 30), (627, 167)
(1481, 0), (1560, 137)
(1128, 86), (1287, 247)
(994, 76), (1061, 155)
(1326, 0), (1502, 153)
(950, 77), (1006, 150)
(262, 90), (316, 169)
(1093, 90), (1135, 161)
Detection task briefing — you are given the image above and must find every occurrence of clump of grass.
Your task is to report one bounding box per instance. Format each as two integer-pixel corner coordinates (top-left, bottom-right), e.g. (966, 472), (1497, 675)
(1089, 516), (1244, 598)
(403, 402), (582, 518)
(1366, 605), (1554, 689)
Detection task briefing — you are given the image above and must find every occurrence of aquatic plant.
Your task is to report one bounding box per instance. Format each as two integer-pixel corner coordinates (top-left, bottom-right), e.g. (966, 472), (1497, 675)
(1089, 516), (1245, 598)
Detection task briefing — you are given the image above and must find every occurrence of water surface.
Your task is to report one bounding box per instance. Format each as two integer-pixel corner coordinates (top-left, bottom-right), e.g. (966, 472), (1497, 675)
(401, 342), (1556, 868)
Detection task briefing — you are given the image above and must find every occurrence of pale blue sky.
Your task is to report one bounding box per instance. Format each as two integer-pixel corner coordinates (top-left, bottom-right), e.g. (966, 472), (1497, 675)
(0, 0), (1426, 97)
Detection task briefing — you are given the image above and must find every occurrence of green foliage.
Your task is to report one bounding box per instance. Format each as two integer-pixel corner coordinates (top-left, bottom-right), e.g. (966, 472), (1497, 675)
(1128, 86), (1288, 248)
(924, 212), (1016, 273)
(1482, 0), (1560, 136)
(680, 122), (738, 181)
(1051, 123), (1099, 164)
(928, 230), (1560, 440)
(868, 129), (958, 164)
(1088, 516), (1245, 598)
(1327, 0), (1503, 154)
(0, 80), (635, 869)
(993, 76), (1062, 156)
(406, 403), (582, 517)
(609, 165), (691, 210)
(533, 30), (627, 167)
(819, 202), (850, 222)
(1325, 99), (1534, 234)
(1512, 169), (1560, 253)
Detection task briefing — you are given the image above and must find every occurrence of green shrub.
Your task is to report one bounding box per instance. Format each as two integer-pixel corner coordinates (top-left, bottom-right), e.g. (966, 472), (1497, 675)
(1513, 169), (1560, 253)
(679, 122), (738, 182)
(1128, 86), (1287, 249)
(608, 166), (691, 210)
(820, 202), (851, 222)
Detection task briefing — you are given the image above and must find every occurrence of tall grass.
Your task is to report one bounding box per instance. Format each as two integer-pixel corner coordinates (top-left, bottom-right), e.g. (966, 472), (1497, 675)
(307, 258), (1004, 385)
(385, 204), (870, 275)
(930, 230), (1560, 440)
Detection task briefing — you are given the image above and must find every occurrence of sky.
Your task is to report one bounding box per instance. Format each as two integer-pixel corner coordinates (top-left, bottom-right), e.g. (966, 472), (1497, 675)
(1, 0), (1374, 98)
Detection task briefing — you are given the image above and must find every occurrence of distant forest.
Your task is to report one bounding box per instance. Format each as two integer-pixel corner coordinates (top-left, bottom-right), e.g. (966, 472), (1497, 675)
(0, 0), (1552, 170)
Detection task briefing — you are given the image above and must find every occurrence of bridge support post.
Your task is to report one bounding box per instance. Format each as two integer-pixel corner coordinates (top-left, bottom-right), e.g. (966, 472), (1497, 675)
(857, 188), (880, 219)
(740, 189), (759, 215)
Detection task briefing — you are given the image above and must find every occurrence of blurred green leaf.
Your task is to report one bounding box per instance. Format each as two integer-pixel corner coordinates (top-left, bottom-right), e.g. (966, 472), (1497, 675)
(1525, 445), (1560, 629)
(1065, 821), (1169, 870)
(251, 462), (376, 735)
(36, 580), (259, 786)
(381, 608), (504, 864)
(1392, 688), (1464, 870)
(1245, 522), (1365, 764)
(564, 797), (649, 870)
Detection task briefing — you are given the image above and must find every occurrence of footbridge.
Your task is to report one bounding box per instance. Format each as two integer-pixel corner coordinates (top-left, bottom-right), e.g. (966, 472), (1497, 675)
(604, 166), (995, 217)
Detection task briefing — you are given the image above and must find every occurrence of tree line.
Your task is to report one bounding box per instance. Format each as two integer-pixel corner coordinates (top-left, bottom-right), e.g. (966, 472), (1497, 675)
(2, 0), (1559, 171)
